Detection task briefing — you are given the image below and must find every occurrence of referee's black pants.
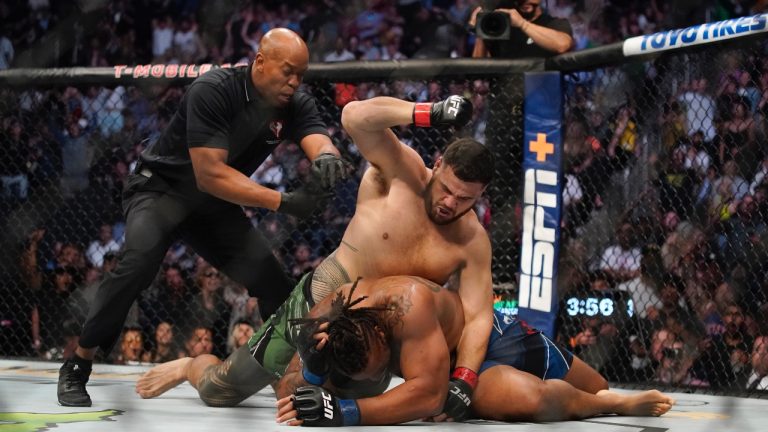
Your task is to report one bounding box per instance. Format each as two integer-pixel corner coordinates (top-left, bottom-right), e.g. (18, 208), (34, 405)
(79, 172), (293, 352)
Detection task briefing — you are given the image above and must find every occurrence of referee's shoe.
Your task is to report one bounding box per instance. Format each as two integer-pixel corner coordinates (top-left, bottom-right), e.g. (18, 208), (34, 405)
(57, 359), (92, 406)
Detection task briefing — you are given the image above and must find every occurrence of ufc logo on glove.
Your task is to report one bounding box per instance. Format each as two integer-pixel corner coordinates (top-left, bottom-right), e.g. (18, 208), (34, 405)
(446, 96), (463, 116)
(322, 391), (334, 420)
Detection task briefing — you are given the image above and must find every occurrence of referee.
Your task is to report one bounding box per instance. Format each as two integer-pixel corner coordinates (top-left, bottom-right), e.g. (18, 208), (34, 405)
(57, 28), (347, 407)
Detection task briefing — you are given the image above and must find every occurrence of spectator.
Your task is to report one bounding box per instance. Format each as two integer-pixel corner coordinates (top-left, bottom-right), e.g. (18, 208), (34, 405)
(625, 334), (655, 381)
(111, 326), (144, 365)
(747, 335), (768, 391)
(0, 118), (30, 201)
(646, 275), (702, 342)
(287, 241), (321, 279)
(600, 222), (642, 283)
(718, 98), (756, 175)
(85, 223), (121, 268)
(655, 145), (697, 220)
(749, 156), (768, 196)
(676, 77), (716, 142)
(226, 320), (255, 355)
(654, 332), (693, 385)
(53, 119), (92, 199)
(683, 130), (712, 179)
(30, 266), (85, 357)
(712, 160), (750, 211)
(188, 263), (230, 357)
(142, 321), (180, 364)
(223, 281), (263, 349)
(171, 15), (207, 64)
(693, 303), (753, 389)
(716, 194), (766, 272)
(659, 101), (687, 154)
(142, 263), (193, 336)
(151, 14), (174, 61)
(323, 36), (355, 62)
(182, 325), (214, 358)
(617, 245), (664, 320)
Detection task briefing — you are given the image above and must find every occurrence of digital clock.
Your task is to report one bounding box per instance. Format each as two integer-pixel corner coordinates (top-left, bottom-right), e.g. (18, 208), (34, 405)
(562, 289), (634, 320)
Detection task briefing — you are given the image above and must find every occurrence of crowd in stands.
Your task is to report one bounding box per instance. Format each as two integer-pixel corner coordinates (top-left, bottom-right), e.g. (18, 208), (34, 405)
(1, 0), (768, 393)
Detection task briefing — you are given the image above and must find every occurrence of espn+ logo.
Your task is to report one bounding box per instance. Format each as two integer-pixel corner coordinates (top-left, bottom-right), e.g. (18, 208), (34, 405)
(518, 168), (558, 313)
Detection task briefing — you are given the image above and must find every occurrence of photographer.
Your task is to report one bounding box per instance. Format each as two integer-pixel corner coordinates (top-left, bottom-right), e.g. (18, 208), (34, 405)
(469, 0), (573, 58)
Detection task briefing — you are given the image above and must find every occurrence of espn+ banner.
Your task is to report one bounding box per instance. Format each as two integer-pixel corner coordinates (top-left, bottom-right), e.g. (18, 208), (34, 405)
(516, 72), (564, 338)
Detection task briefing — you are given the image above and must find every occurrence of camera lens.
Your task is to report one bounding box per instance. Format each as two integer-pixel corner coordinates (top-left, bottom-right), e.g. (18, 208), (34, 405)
(480, 12), (508, 38)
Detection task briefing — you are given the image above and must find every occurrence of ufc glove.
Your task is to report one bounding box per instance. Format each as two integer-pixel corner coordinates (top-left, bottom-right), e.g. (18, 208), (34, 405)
(442, 367), (478, 421)
(293, 386), (360, 426)
(412, 95), (473, 128)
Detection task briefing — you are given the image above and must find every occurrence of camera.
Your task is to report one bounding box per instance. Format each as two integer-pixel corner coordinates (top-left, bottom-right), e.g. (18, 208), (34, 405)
(476, 11), (512, 40)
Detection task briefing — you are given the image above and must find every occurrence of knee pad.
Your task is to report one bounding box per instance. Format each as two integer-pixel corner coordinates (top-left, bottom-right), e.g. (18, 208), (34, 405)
(198, 345), (279, 407)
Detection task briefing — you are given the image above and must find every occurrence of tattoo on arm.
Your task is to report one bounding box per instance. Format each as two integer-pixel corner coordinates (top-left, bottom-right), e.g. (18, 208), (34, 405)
(383, 291), (413, 330)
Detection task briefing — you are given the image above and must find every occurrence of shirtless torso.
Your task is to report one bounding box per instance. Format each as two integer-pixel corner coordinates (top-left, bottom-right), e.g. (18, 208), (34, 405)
(333, 166), (484, 286)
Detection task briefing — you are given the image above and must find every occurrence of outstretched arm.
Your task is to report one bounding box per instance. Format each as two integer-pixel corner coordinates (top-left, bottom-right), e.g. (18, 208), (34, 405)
(454, 232), (494, 374)
(432, 230), (493, 421)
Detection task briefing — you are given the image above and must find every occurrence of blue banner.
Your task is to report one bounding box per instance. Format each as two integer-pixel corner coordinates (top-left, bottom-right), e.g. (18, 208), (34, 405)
(516, 72), (564, 338)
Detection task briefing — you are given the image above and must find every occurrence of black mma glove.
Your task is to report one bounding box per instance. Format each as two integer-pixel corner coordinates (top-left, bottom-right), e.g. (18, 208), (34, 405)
(412, 95), (473, 129)
(277, 187), (332, 219)
(311, 153), (348, 190)
(442, 367), (478, 421)
(293, 386), (360, 427)
(296, 319), (330, 385)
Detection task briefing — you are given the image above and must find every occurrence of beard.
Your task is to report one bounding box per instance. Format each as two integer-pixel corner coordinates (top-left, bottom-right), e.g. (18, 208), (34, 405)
(518, 2), (539, 20)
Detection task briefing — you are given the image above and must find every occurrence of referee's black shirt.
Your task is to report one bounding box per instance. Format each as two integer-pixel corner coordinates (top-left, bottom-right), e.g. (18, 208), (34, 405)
(140, 63), (329, 197)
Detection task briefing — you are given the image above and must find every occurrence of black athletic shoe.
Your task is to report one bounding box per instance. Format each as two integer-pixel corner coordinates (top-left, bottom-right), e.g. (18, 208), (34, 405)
(57, 359), (92, 407)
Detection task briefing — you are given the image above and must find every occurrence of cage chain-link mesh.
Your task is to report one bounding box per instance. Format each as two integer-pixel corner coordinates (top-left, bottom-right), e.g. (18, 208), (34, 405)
(557, 40), (768, 396)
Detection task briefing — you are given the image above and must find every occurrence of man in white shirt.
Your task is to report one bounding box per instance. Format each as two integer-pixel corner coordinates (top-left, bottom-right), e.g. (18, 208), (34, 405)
(600, 222), (642, 283)
(324, 36), (356, 62)
(86, 223), (121, 268)
(677, 78), (716, 142)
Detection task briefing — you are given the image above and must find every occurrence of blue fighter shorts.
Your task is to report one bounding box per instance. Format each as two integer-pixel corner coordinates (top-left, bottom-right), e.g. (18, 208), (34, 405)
(480, 310), (574, 380)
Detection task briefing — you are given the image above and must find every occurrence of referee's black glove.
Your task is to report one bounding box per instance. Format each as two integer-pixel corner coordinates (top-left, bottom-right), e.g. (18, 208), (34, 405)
(311, 153), (350, 190)
(278, 187), (332, 219)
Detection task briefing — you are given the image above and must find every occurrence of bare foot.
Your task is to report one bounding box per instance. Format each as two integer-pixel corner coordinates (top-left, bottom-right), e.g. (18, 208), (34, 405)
(136, 358), (193, 399)
(597, 389), (676, 417)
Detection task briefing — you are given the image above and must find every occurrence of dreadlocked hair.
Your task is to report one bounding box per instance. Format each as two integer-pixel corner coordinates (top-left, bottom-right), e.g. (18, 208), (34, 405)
(290, 278), (388, 377)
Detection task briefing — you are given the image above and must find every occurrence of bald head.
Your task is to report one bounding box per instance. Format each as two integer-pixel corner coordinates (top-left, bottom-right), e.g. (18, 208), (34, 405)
(251, 28), (310, 107)
(259, 28), (308, 63)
